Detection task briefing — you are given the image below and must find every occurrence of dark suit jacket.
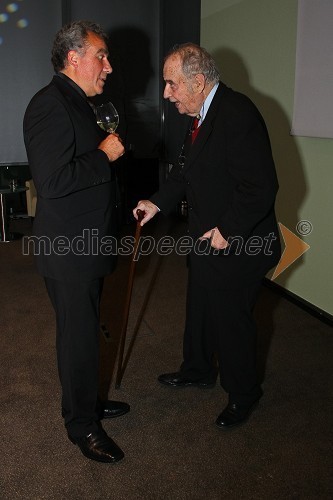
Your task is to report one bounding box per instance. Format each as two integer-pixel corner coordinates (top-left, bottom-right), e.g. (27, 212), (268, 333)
(23, 75), (118, 282)
(151, 82), (281, 288)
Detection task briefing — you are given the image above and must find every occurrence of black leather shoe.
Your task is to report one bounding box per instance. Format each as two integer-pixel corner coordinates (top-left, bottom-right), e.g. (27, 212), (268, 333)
(70, 429), (124, 463)
(102, 400), (130, 419)
(158, 372), (215, 388)
(215, 400), (259, 429)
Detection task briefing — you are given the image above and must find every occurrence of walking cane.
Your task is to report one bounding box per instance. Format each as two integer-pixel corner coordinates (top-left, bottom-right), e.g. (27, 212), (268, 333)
(115, 208), (145, 389)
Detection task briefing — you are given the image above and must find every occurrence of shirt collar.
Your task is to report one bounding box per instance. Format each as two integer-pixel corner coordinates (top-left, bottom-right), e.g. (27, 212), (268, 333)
(198, 82), (219, 126)
(56, 72), (87, 100)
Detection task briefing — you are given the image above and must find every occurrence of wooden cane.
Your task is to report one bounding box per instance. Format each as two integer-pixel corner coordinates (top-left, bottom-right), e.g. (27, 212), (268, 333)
(115, 208), (145, 389)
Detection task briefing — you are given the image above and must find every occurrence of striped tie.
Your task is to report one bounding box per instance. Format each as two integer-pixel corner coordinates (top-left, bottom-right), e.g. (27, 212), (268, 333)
(191, 116), (200, 143)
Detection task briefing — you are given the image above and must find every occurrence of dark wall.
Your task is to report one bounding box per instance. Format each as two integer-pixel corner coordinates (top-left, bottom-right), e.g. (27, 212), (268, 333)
(160, 0), (201, 165)
(69, 0), (161, 160)
(0, 0), (62, 166)
(68, 0), (200, 162)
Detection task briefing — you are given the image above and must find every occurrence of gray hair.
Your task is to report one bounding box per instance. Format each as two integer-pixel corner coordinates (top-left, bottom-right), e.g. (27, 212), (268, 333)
(166, 43), (220, 84)
(51, 20), (108, 72)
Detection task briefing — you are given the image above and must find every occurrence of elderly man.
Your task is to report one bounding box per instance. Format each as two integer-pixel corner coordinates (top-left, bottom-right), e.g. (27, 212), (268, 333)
(134, 43), (280, 429)
(24, 21), (128, 463)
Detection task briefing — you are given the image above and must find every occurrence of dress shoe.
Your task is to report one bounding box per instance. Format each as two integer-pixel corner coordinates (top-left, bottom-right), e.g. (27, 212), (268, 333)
(215, 400), (259, 429)
(158, 372), (215, 388)
(70, 428), (124, 463)
(102, 400), (130, 419)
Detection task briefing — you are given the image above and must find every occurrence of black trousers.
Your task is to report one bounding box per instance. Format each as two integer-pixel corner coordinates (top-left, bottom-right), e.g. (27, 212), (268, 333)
(45, 276), (104, 439)
(180, 273), (263, 405)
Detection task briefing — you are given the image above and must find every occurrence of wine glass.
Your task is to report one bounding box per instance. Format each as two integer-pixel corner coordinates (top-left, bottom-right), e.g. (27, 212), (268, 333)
(95, 102), (119, 134)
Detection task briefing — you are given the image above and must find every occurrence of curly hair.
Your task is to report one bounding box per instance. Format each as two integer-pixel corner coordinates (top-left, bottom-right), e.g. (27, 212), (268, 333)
(166, 43), (220, 84)
(51, 20), (108, 72)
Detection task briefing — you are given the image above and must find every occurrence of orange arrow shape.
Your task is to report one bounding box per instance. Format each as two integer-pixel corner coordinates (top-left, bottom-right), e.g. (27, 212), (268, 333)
(271, 223), (310, 280)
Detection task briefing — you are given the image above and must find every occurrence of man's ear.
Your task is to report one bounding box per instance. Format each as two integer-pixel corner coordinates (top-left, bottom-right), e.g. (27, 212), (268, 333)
(67, 50), (79, 68)
(193, 73), (205, 93)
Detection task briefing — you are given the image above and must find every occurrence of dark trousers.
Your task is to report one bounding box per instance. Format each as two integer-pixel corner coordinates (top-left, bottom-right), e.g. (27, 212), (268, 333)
(45, 276), (104, 439)
(181, 274), (263, 405)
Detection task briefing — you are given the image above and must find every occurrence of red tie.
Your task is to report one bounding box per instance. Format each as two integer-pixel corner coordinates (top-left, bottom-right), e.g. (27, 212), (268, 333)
(191, 116), (200, 143)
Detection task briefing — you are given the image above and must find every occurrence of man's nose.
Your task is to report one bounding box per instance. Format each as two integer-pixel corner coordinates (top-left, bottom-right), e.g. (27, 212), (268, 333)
(163, 83), (171, 99)
(104, 59), (112, 74)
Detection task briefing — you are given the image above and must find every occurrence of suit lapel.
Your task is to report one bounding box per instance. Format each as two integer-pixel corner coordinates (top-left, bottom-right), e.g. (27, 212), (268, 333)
(182, 83), (225, 172)
(53, 76), (97, 122)
(52, 75), (106, 140)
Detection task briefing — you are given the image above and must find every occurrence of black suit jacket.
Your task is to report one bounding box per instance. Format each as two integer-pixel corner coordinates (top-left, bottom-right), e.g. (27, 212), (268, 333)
(23, 75), (118, 282)
(151, 83), (281, 288)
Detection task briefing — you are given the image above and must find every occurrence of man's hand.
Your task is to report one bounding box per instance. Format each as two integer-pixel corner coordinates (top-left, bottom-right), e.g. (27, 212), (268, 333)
(98, 133), (124, 162)
(200, 227), (228, 250)
(133, 200), (159, 226)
